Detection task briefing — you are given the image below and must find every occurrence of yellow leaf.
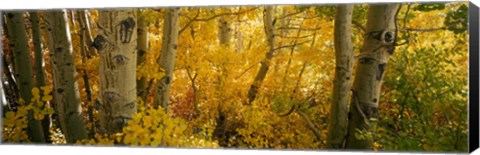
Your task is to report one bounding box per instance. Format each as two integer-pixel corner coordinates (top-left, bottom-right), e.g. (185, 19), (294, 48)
(143, 116), (152, 129)
(42, 95), (53, 102)
(32, 87), (40, 98)
(46, 108), (55, 115)
(5, 111), (15, 119)
(19, 98), (25, 105)
(116, 136), (122, 142)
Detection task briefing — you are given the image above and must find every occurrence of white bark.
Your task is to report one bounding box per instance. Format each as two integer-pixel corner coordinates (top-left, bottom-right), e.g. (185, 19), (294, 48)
(247, 6), (275, 104)
(218, 17), (231, 45)
(345, 4), (399, 149)
(44, 10), (88, 143)
(154, 8), (180, 112)
(326, 5), (354, 149)
(96, 10), (138, 133)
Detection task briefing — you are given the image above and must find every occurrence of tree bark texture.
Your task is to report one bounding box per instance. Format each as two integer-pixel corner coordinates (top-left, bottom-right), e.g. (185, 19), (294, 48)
(76, 10), (95, 138)
(344, 4), (399, 149)
(78, 10), (97, 57)
(136, 11), (148, 102)
(96, 10), (138, 133)
(218, 17), (231, 45)
(44, 10), (88, 143)
(154, 8), (180, 112)
(326, 4), (354, 149)
(30, 11), (52, 143)
(5, 11), (46, 143)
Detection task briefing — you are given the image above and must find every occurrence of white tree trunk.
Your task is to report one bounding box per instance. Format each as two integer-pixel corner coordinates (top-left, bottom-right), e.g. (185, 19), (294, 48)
(95, 10), (137, 133)
(5, 11), (46, 143)
(154, 8), (180, 112)
(345, 4), (399, 149)
(247, 6), (275, 104)
(44, 10), (88, 143)
(326, 4), (354, 149)
(218, 17), (231, 45)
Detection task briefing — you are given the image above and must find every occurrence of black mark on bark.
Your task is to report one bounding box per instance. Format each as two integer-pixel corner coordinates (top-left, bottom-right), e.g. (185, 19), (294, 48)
(377, 63), (386, 80)
(120, 17), (135, 43)
(93, 35), (107, 50)
(359, 58), (375, 64)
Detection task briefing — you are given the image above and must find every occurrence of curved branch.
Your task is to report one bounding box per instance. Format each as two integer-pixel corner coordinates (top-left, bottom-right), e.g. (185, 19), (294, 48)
(352, 20), (366, 32)
(273, 40), (310, 51)
(179, 9), (200, 35)
(277, 26), (321, 31)
(279, 10), (306, 19)
(194, 7), (258, 22)
(297, 110), (322, 141)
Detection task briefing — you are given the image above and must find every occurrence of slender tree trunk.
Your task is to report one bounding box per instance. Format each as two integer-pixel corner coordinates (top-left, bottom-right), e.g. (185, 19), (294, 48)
(2, 14), (21, 112)
(234, 22), (243, 53)
(78, 10), (96, 57)
(326, 5), (354, 149)
(153, 8), (180, 112)
(137, 11), (148, 102)
(247, 6), (275, 104)
(30, 11), (52, 143)
(96, 10), (137, 133)
(344, 4), (399, 149)
(44, 10), (88, 143)
(5, 12), (46, 143)
(76, 10), (95, 138)
(218, 17), (231, 45)
(281, 20), (303, 92)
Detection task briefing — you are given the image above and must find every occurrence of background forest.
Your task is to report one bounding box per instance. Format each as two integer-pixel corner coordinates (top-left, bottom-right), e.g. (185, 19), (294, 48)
(0, 2), (469, 152)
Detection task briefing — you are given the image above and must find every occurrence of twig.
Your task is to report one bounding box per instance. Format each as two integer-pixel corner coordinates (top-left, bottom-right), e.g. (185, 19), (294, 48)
(297, 110), (322, 141)
(234, 63), (259, 79)
(351, 89), (370, 126)
(401, 27), (449, 32)
(403, 4), (411, 29)
(279, 10), (306, 19)
(179, 9), (200, 35)
(275, 33), (315, 39)
(194, 7), (258, 22)
(273, 40), (310, 51)
(352, 20), (366, 32)
(277, 26), (321, 31)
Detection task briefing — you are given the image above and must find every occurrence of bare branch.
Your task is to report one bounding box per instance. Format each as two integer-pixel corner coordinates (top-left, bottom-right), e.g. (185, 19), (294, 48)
(297, 110), (322, 141)
(194, 7), (258, 22)
(279, 10), (306, 19)
(179, 9), (201, 34)
(403, 4), (411, 29)
(275, 33), (315, 39)
(401, 27), (449, 32)
(277, 26), (321, 31)
(352, 20), (366, 32)
(273, 40), (311, 51)
(234, 63), (259, 79)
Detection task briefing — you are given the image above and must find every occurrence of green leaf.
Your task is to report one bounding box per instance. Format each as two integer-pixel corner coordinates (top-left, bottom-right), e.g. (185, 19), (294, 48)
(414, 3), (446, 12)
(444, 4), (468, 34)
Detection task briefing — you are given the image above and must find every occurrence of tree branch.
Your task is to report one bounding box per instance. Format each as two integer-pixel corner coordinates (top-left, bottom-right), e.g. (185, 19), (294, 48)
(273, 40), (310, 51)
(194, 7), (258, 22)
(179, 9), (201, 35)
(277, 26), (321, 31)
(234, 63), (259, 79)
(403, 4), (411, 29)
(352, 20), (366, 32)
(279, 10), (306, 19)
(275, 33), (315, 39)
(400, 27), (449, 32)
(297, 110), (322, 141)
